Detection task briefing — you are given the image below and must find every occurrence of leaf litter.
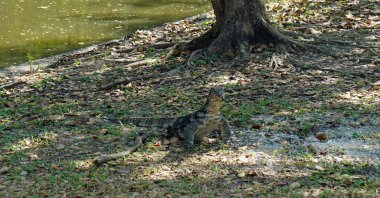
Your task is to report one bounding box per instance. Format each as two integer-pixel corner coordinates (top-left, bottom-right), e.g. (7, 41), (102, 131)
(0, 0), (379, 197)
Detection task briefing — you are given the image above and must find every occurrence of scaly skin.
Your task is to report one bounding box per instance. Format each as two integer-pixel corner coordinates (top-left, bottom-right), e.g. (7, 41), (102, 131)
(108, 87), (231, 149)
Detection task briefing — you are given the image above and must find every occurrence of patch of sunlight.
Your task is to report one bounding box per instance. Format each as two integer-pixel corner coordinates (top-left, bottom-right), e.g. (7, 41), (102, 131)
(5, 131), (58, 152)
(0, 118), (11, 125)
(338, 89), (379, 106)
(207, 72), (251, 87)
(319, 76), (340, 85)
(17, 72), (58, 94)
(72, 159), (92, 169)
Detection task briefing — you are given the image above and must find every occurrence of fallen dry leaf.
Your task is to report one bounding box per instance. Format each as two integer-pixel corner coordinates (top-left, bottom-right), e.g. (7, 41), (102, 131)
(0, 166), (10, 174)
(290, 182), (301, 189)
(315, 132), (328, 141)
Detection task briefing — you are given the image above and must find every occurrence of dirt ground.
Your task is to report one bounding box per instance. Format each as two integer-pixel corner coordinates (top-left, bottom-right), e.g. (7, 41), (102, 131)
(0, 0), (379, 197)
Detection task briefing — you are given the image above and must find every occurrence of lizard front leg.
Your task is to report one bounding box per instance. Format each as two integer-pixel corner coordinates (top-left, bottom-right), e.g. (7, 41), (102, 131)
(219, 117), (231, 142)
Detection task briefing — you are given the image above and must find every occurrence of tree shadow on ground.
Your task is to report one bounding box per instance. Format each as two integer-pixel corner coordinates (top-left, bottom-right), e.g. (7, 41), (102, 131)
(0, 0), (379, 196)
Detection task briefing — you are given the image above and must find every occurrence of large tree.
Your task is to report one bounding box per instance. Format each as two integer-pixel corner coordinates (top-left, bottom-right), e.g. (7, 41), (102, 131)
(182, 0), (316, 62)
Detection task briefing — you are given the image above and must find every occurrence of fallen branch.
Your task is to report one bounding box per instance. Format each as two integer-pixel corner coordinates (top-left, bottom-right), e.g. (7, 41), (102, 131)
(103, 58), (135, 64)
(281, 30), (380, 49)
(124, 58), (158, 69)
(118, 44), (178, 68)
(269, 54), (279, 71)
(99, 73), (162, 90)
(296, 63), (369, 78)
(0, 81), (26, 90)
(115, 42), (177, 54)
(94, 133), (147, 166)
(105, 44), (178, 70)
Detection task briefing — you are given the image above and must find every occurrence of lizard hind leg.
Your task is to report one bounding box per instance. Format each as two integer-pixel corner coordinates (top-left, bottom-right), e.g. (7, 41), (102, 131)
(183, 130), (196, 149)
(181, 121), (200, 149)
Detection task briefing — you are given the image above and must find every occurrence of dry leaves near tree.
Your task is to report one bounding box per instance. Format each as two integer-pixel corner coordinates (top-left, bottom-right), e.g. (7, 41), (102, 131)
(0, 0), (379, 197)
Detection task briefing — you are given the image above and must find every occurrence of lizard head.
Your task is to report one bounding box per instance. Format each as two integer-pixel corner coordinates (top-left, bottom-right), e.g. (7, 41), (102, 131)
(209, 87), (225, 100)
(206, 87), (225, 115)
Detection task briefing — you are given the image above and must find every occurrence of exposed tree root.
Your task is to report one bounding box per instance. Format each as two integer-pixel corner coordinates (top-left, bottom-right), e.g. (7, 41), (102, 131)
(163, 44), (179, 60)
(184, 28), (329, 67)
(104, 44), (179, 70)
(0, 81), (26, 90)
(282, 29), (380, 49)
(179, 0), (338, 66)
(186, 48), (207, 66)
(269, 54), (280, 71)
(94, 133), (147, 166)
(180, 29), (217, 52)
(292, 61), (369, 78)
(261, 17), (327, 56)
(230, 43), (252, 67)
(280, 29), (318, 40)
(276, 39), (321, 55)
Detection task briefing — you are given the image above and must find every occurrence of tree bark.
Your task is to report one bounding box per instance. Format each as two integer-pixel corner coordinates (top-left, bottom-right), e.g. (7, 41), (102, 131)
(183, 0), (317, 60)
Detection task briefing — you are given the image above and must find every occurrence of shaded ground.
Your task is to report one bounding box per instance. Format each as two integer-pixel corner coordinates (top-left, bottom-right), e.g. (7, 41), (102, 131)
(0, 0), (379, 197)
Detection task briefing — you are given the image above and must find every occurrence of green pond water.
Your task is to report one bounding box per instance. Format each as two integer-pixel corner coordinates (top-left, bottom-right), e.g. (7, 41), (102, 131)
(0, 0), (210, 68)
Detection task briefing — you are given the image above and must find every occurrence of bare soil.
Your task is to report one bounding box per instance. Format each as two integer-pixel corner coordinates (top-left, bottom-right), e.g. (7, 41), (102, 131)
(0, 0), (379, 197)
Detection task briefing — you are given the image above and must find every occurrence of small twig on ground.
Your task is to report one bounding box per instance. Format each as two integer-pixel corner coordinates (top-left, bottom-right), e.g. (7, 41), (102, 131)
(94, 133), (147, 166)
(106, 44), (178, 70)
(351, 45), (380, 49)
(163, 44), (179, 61)
(124, 58), (158, 69)
(99, 73), (159, 90)
(103, 58), (135, 64)
(281, 29), (380, 50)
(115, 42), (177, 54)
(0, 81), (26, 89)
(295, 63), (370, 78)
(48, 52), (101, 68)
(269, 54), (279, 71)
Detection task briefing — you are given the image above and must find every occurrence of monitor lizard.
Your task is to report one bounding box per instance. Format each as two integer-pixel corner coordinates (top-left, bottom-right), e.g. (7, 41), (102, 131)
(108, 87), (231, 149)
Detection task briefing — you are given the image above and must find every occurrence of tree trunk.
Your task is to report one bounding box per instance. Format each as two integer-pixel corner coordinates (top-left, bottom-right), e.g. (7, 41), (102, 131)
(183, 0), (315, 60)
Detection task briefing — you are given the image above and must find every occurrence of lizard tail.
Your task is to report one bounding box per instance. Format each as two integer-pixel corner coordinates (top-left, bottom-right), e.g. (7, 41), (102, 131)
(108, 117), (176, 128)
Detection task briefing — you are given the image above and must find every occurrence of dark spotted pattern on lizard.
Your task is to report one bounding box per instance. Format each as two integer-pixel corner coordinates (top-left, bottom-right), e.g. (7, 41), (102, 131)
(108, 87), (231, 149)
